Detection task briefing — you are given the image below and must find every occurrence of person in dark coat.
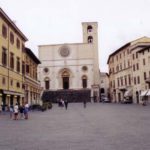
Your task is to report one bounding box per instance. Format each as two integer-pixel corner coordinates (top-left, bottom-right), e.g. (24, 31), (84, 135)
(19, 105), (24, 119)
(83, 99), (86, 108)
(64, 99), (68, 110)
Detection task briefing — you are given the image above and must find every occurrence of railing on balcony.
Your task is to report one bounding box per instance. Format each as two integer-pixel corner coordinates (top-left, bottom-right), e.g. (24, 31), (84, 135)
(146, 77), (150, 83)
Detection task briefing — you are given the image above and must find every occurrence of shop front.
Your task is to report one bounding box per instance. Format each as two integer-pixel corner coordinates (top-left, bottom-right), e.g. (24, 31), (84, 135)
(0, 90), (24, 111)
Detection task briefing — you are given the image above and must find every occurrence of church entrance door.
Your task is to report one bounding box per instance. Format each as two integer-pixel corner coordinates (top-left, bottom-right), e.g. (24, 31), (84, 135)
(63, 77), (69, 89)
(62, 70), (70, 90)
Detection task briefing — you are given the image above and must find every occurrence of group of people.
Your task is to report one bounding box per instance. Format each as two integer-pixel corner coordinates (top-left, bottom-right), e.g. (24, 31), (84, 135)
(57, 98), (87, 109)
(58, 98), (68, 110)
(9, 102), (29, 120)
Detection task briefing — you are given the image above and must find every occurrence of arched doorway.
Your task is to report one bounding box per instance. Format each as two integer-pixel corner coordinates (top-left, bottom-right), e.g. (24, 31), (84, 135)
(44, 77), (50, 90)
(62, 71), (70, 89)
(100, 88), (105, 94)
(82, 75), (87, 88)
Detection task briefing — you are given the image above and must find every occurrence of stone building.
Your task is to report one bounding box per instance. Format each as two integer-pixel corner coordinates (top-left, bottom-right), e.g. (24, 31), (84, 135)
(107, 37), (150, 103)
(38, 22), (100, 102)
(100, 72), (109, 99)
(0, 8), (41, 109)
(23, 48), (41, 105)
(0, 8), (27, 108)
(133, 45), (150, 103)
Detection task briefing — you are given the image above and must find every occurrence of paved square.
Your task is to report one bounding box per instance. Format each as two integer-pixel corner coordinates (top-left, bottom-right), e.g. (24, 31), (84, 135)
(0, 103), (150, 150)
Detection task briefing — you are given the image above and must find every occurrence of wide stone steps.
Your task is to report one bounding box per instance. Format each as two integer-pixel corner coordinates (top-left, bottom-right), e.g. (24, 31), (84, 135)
(41, 89), (91, 103)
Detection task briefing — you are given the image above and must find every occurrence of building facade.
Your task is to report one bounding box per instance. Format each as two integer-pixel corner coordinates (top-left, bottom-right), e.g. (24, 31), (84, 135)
(133, 45), (150, 103)
(38, 22), (100, 102)
(107, 37), (150, 103)
(0, 8), (41, 109)
(23, 48), (41, 105)
(100, 72), (109, 99)
(0, 8), (27, 109)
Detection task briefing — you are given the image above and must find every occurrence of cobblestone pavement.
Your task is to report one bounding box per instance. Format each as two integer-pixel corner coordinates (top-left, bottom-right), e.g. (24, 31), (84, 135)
(0, 103), (150, 150)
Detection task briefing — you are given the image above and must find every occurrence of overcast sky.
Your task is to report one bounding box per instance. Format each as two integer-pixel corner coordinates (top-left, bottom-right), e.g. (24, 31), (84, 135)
(1, 0), (150, 72)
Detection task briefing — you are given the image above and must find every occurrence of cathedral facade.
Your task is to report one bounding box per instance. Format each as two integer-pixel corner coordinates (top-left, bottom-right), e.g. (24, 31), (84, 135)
(38, 22), (100, 102)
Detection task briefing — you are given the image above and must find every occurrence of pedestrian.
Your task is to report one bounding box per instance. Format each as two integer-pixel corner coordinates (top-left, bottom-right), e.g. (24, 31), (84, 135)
(14, 103), (19, 120)
(83, 99), (86, 108)
(0, 105), (2, 114)
(19, 105), (24, 119)
(57, 98), (61, 107)
(2, 104), (5, 112)
(142, 98), (146, 106)
(64, 99), (68, 110)
(9, 105), (14, 119)
(24, 102), (29, 120)
(60, 98), (64, 107)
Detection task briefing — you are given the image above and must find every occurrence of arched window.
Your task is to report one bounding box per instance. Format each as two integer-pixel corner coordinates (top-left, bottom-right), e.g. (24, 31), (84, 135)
(44, 77), (50, 90)
(88, 36), (93, 43)
(82, 75), (87, 88)
(87, 25), (93, 32)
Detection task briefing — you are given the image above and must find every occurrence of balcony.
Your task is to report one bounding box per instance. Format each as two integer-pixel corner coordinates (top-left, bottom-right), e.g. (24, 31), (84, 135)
(145, 77), (150, 83)
(119, 86), (127, 92)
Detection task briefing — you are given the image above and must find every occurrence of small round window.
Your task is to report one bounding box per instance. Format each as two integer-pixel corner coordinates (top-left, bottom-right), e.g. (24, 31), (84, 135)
(82, 66), (88, 71)
(44, 68), (49, 73)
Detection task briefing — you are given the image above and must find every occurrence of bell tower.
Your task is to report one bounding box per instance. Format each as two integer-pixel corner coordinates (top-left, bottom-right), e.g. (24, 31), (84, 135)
(82, 22), (100, 102)
(82, 22), (98, 47)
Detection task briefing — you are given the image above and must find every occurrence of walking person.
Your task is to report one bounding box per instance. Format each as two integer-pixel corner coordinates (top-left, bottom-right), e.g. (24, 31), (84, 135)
(14, 103), (19, 120)
(0, 105), (2, 114)
(19, 105), (24, 119)
(83, 99), (87, 108)
(142, 97), (147, 106)
(60, 98), (64, 107)
(64, 99), (68, 110)
(2, 104), (5, 113)
(24, 102), (29, 120)
(9, 105), (14, 119)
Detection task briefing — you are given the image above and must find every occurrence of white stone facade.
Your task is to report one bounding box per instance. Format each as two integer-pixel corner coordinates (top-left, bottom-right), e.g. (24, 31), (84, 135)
(38, 22), (100, 101)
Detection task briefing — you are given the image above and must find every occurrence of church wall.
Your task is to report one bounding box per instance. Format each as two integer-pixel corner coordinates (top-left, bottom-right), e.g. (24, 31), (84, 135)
(38, 22), (100, 102)
(38, 42), (96, 90)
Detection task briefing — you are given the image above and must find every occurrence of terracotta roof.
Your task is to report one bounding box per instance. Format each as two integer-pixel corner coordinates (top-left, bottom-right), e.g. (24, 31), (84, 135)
(25, 48), (41, 64)
(138, 45), (150, 53)
(107, 43), (130, 64)
(107, 36), (150, 64)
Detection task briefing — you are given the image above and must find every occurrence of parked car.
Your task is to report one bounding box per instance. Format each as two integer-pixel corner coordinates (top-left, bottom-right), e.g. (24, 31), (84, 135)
(121, 97), (132, 104)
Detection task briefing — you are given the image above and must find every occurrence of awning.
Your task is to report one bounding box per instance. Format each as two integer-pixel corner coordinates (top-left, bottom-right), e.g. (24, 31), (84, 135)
(140, 90), (148, 97)
(3, 90), (24, 97)
(119, 87), (127, 91)
(146, 90), (150, 96)
(124, 90), (132, 97)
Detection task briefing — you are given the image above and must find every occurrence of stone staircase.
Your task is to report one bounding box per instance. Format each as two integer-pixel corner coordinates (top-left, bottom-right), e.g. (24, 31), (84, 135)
(41, 89), (91, 103)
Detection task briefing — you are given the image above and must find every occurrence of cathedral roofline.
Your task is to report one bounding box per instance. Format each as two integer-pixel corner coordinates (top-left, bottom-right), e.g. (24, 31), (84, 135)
(82, 22), (98, 24)
(38, 42), (92, 47)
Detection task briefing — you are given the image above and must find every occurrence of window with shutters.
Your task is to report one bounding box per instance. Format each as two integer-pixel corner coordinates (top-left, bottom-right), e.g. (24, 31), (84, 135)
(2, 47), (7, 66)
(10, 32), (14, 44)
(10, 53), (14, 69)
(2, 24), (7, 38)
